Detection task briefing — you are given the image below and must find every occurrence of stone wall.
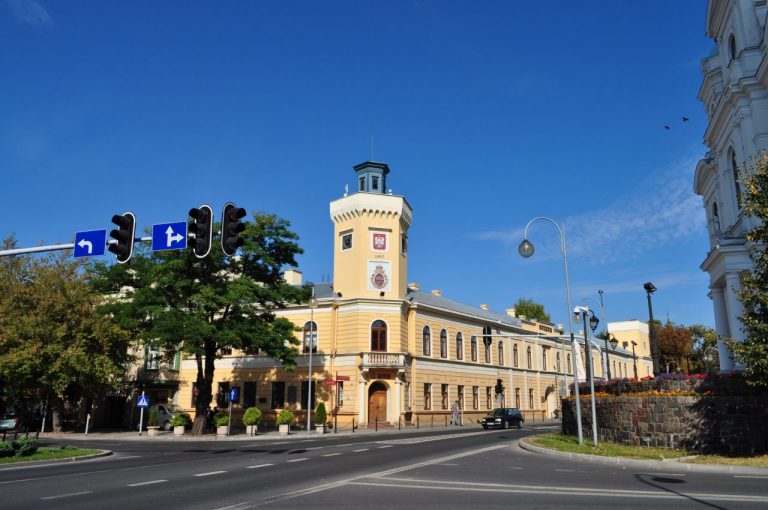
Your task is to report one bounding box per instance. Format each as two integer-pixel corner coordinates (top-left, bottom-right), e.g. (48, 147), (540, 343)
(561, 396), (768, 454)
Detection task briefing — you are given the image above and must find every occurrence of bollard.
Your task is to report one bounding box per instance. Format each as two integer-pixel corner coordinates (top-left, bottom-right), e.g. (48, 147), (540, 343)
(398, 416), (401, 430)
(375, 415), (378, 432)
(352, 418), (356, 432)
(334, 414), (338, 433)
(417, 415), (420, 429)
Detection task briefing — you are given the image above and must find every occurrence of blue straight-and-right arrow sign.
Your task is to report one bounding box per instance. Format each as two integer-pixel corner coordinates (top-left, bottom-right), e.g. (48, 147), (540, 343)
(74, 229), (107, 258)
(152, 222), (188, 252)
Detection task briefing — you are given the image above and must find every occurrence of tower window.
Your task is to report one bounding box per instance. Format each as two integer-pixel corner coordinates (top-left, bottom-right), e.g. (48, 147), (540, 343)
(359, 177), (365, 192)
(341, 232), (353, 251)
(372, 176), (379, 191)
(728, 34), (737, 61)
(370, 320), (387, 352)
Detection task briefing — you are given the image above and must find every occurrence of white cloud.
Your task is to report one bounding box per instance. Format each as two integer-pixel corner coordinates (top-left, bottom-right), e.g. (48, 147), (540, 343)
(4, 0), (53, 27)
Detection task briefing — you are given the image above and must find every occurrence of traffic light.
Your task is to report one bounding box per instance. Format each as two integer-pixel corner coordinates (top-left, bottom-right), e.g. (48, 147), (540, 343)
(495, 379), (504, 395)
(108, 212), (136, 264)
(188, 204), (213, 258)
(221, 203), (246, 256)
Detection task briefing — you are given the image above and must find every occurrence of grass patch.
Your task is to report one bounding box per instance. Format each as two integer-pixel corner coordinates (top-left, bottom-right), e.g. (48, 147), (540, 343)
(529, 434), (692, 460)
(0, 446), (100, 464)
(683, 454), (768, 468)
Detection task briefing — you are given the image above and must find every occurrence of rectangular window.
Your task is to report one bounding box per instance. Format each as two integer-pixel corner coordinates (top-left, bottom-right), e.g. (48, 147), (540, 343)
(359, 177), (365, 191)
(144, 346), (160, 370)
(515, 388), (521, 408)
(457, 385), (464, 411)
(424, 383), (432, 410)
(441, 384), (449, 409)
(528, 389), (534, 409)
(287, 385), (298, 405)
(243, 381), (257, 409)
(486, 387), (492, 409)
(337, 382), (344, 407)
(300, 381), (316, 411)
(372, 176), (379, 190)
(401, 234), (407, 254)
(472, 386), (479, 410)
(341, 231), (353, 251)
(216, 382), (230, 408)
(271, 382), (285, 409)
(542, 349), (548, 371)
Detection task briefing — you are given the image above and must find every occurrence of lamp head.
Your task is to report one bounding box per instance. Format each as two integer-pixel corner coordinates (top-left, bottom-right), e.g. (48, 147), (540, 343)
(518, 239), (535, 258)
(643, 282), (657, 293)
(609, 334), (619, 349)
(588, 313), (599, 332)
(309, 296), (319, 309)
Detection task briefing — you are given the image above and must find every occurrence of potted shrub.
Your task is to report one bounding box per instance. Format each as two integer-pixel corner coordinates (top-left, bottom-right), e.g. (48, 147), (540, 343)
(276, 409), (294, 436)
(214, 413), (229, 436)
(314, 402), (327, 434)
(171, 413), (190, 436)
(147, 408), (160, 437)
(242, 407), (262, 437)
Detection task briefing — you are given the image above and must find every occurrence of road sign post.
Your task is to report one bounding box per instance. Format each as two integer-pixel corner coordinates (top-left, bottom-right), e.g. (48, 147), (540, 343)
(227, 387), (239, 437)
(137, 391), (149, 436)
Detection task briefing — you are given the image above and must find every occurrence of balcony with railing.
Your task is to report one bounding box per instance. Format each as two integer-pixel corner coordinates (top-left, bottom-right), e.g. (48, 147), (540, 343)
(360, 352), (408, 370)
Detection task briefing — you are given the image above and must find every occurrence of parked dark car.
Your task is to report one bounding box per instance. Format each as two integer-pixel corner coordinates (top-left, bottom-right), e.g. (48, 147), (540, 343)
(480, 408), (524, 429)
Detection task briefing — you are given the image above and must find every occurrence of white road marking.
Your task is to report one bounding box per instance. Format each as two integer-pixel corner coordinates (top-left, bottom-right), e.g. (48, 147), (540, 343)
(377, 445), (393, 449)
(246, 463), (274, 469)
(508, 466), (523, 470)
(287, 458), (309, 463)
(41, 491), (92, 500)
(436, 463), (458, 466)
(117, 455), (142, 459)
(555, 469), (575, 472)
(127, 479), (168, 487)
(641, 473), (685, 477)
(194, 470), (227, 477)
(735, 475), (768, 479)
(353, 448), (369, 452)
(335, 443), (355, 447)
(323, 453), (342, 457)
(376, 431), (487, 445)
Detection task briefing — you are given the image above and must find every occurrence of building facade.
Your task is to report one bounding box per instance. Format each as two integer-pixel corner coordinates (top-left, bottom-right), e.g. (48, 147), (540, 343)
(694, 0), (767, 372)
(172, 162), (647, 429)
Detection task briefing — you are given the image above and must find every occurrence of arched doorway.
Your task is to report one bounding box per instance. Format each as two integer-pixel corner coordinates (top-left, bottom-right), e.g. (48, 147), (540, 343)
(544, 385), (557, 419)
(368, 381), (388, 425)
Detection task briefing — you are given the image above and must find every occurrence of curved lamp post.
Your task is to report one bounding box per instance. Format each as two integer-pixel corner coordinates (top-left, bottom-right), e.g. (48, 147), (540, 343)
(606, 333), (619, 380)
(644, 282), (661, 375)
(580, 296), (607, 379)
(306, 287), (318, 433)
(518, 217), (583, 444)
(630, 340), (639, 380)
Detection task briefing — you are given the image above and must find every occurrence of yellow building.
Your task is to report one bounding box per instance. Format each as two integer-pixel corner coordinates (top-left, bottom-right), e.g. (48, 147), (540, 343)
(176, 162), (637, 429)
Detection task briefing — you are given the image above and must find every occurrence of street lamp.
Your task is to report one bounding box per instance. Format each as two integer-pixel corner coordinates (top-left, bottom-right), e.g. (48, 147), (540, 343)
(666, 361), (680, 374)
(606, 334), (619, 380)
(580, 296), (606, 379)
(705, 346), (719, 375)
(644, 282), (661, 376)
(518, 217), (583, 444)
(574, 305), (599, 446)
(630, 341), (639, 380)
(306, 286), (318, 433)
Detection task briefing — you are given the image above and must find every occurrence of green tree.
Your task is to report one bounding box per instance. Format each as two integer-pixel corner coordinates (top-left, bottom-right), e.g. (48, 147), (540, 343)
(512, 298), (551, 323)
(687, 324), (717, 374)
(656, 322), (694, 373)
(733, 153), (768, 388)
(91, 212), (308, 435)
(0, 237), (132, 431)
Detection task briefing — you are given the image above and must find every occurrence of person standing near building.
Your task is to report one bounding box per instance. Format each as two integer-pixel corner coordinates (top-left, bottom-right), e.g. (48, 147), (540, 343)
(451, 400), (460, 426)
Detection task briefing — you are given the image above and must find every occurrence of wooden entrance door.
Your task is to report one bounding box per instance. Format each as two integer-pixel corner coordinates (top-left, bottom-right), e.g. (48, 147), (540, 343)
(368, 382), (387, 424)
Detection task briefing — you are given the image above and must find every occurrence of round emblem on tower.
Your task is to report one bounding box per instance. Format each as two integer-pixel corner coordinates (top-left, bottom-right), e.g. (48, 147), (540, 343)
(370, 265), (389, 290)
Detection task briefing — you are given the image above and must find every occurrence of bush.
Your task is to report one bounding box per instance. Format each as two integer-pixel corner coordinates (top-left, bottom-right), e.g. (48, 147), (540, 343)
(314, 402), (327, 425)
(170, 413), (191, 427)
(276, 409), (294, 426)
(214, 413), (229, 427)
(12, 436), (38, 457)
(242, 407), (263, 426)
(147, 408), (159, 427)
(0, 441), (14, 458)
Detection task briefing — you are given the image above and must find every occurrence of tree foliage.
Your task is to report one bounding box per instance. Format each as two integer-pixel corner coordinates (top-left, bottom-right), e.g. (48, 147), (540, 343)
(512, 298), (551, 323)
(687, 324), (717, 374)
(0, 237), (132, 430)
(733, 152), (768, 388)
(656, 322), (694, 372)
(90, 212), (308, 434)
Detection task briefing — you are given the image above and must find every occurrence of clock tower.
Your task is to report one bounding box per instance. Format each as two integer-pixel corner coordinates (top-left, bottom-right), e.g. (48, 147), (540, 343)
(329, 162), (413, 300)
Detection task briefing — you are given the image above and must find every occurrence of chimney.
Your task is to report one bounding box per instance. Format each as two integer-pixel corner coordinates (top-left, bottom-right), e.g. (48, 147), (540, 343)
(480, 304), (489, 311)
(431, 289), (442, 296)
(506, 308), (516, 317)
(408, 282), (420, 291)
(283, 269), (303, 286)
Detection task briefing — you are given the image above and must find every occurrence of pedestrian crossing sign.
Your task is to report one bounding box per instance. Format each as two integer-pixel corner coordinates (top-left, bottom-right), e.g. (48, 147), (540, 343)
(137, 395), (149, 408)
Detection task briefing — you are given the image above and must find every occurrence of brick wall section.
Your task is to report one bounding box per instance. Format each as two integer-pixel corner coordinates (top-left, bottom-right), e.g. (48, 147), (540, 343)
(561, 396), (768, 454)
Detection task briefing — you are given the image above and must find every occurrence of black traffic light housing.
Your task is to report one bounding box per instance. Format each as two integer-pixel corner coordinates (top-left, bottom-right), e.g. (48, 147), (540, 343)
(188, 204), (213, 258)
(495, 379), (504, 395)
(108, 211), (136, 264)
(221, 203), (246, 257)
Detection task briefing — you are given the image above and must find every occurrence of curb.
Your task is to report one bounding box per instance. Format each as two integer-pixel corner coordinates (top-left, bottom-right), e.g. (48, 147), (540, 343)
(518, 436), (768, 476)
(0, 449), (112, 470)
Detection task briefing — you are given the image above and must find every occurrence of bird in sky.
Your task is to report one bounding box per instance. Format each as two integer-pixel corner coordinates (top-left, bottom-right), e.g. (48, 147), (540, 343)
(664, 125), (671, 130)
(682, 117), (690, 122)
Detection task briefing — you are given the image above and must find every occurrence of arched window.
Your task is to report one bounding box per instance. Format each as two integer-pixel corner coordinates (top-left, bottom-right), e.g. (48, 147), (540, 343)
(556, 352), (561, 373)
(513, 344), (519, 367)
(303, 321), (318, 353)
(567, 354), (571, 373)
(542, 349), (548, 371)
(440, 329), (448, 358)
(471, 336), (478, 362)
(711, 202), (721, 233)
(456, 332), (463, 360)
(731, 150), (742, 209)
(526, 346), (532, 369)
(422, 326), (431, 356)
(370, 320), (387, 352)
(498, 342), (504, 366)
(728, 33), (737, 61)
(483, 326), (492, 363)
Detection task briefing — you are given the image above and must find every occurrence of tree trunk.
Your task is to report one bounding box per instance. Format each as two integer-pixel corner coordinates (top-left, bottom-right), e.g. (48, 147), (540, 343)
(190, 346), (216, 436)
(51, 398), (63, 433)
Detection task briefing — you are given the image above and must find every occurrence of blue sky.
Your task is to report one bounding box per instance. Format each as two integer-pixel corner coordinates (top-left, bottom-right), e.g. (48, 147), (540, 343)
(1, 1), (715, 329)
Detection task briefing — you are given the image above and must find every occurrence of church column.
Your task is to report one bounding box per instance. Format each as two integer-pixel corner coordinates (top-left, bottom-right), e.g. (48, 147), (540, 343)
(724, 272), (746, 370)
(710, 286), (734, 372)
(393, 377), (402, 425)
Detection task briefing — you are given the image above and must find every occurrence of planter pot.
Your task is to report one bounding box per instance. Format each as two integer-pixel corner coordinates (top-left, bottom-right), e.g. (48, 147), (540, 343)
(246, 424), (258, 436)
(316, 425), (325, 435)
(278, 424), (290, 436)
(147, 426), (160, 437)
(217, 425), (229, 437)
(173, 425), (185, 436)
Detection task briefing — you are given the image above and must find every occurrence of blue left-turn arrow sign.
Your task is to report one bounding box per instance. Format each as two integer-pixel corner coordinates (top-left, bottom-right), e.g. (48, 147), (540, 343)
(74, 229), (107, 258)
(152, 222), (187, 251)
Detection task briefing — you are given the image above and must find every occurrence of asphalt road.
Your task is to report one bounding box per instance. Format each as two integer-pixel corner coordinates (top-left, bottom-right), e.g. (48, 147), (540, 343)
(1, 424), (767, 509)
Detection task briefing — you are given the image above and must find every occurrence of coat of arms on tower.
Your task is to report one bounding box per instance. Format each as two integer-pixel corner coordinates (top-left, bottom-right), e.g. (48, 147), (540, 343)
(372, 232), (387, 251)
(370, 264), (389, 289)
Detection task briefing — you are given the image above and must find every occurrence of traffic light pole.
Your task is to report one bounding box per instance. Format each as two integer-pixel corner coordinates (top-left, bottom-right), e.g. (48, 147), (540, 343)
(0, 236), (153, 258)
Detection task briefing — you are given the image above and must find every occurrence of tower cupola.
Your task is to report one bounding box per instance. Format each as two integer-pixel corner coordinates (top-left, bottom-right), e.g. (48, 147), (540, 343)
(354, 161), (390, 194)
